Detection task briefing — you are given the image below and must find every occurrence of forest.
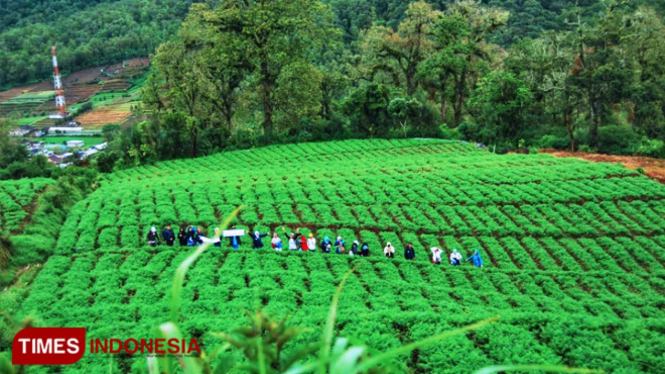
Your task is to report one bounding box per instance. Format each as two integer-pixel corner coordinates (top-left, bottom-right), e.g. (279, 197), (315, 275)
(2, 0), (665, 172)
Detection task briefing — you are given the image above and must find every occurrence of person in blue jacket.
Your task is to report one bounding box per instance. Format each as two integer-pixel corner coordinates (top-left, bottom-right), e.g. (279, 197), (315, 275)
(250, 230), (268, 249)
(320, 237), (332, 253)
(404, 243), (416, 260)
(334, 236), (346, 254)
(162, 225), (175, 246)
(467, 249), (483, 267)
(187, 226), (200, 246)
(227, 226), (241, 249)
(360, 242), (369, 257)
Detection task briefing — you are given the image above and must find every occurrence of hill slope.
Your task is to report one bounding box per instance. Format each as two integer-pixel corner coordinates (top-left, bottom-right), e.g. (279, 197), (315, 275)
(13, 139), (665, 372)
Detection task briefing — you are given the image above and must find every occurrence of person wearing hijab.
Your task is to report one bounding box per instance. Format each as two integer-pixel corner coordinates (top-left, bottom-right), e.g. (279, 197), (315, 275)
(162, 225), (175, 246)
(228, 226), (242, 249)
(361, 242), (369, 257)
(196, 228), (204, 244)
(467, 249), (483, 267)
(288, 233), (297, 250)
(307, 233), (317, 252)
(214, 228), (224, 248)
(250, 231), (268, 249)
(147, 227), (159, 247)
(350, 240), (359, 256)
(384, 242), (395, 258)
(431, 247), (442, 264)
(404, 243), (416, 260)
(187, 226), (199, 246)
(334, 236), (345, 254)
(272, 233), (283, 251)
(320, 237), (332, 253)
(450, 248), (462, 266)
(300, 232), (309, 251)
(177, 226), (188, 246)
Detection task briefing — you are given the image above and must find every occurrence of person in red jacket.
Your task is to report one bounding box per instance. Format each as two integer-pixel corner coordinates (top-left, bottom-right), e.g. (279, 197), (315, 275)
(300, 232), (309, 251)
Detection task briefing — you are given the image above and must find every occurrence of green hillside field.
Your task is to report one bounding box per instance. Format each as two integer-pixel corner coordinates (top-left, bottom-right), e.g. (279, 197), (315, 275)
(5, 139), (665, 373)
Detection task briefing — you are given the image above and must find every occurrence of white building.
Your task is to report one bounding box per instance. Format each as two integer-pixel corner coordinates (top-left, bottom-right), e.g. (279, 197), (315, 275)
(66, 140), (85, 148)
(9, 125), (37, 137)
(48, 127), (83, 133)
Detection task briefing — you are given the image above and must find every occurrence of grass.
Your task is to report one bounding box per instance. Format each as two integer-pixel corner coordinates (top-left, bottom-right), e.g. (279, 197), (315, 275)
(15, 116), (47, 125)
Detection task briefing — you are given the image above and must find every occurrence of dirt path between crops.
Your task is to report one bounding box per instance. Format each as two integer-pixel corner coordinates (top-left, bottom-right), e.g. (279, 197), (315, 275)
(541, 150), (665, 184)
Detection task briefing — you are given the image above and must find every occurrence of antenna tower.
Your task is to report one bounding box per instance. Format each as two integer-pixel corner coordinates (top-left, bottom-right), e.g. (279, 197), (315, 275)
(51, 45), (66, 117)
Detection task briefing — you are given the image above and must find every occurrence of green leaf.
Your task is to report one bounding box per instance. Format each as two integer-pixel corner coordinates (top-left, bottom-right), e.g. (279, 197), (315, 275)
(318, 262), (363, 374)
(355, 315), (500, 372)
(282, 343), (321, 371)
(474, 365), (604, 374)
(156, 322), (202, 374)
(330, 346), (365, 374)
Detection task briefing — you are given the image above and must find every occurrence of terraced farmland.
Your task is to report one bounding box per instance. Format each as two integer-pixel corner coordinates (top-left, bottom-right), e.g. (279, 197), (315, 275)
(0, 58), (147, 127)
(12, 139), (665, 373)
(0, 178), (68, 271)
(0, 179), (52, 235)
(76, 102), (133, 128)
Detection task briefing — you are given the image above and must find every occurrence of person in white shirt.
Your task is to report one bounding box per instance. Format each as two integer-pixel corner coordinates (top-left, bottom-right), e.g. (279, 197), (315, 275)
(450, 248), (462, 266)
(431, 247), (442, 264)
(384, 242), (395, 258)
(288, 232), (298, 251)
(271, 233), (282, 251)
(307, 233), (316, 252)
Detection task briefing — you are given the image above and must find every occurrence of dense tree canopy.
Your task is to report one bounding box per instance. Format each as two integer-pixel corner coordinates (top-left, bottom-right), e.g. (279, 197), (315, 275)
(4, 0), (665, 171)
(0, 0), (190, 86)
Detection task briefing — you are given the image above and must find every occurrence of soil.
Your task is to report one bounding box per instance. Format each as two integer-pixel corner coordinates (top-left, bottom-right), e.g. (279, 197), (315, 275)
(541, 149), (665, 184)
(76, 103), (133, 128)
(0, 83), (39, 103)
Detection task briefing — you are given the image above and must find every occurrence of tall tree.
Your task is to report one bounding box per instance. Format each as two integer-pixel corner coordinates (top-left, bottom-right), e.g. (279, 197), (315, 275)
(418, 13), (471, 124)
(469, 70), (533, 144)
(568, 1), (633, 147)
(187, 4), (252, 132)
(445, 0), (509, 125)
(202, 0), (337, 140)
(506, 32), (584, 151)
(145, 34), (205, 158)
(359, 2), (442, 96)
(623, 7), (665, 139)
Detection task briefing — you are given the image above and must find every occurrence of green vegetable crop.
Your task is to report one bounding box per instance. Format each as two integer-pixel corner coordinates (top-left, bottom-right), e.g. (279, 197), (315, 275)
(8, 139), (665, 373)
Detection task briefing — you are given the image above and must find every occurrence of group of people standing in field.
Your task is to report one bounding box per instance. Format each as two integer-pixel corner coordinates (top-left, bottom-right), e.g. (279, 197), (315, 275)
(146, 225), (244, 249)
(384, 243), (483, 267)
(249, 229), (371, 257)
(147, 225), (483, 267)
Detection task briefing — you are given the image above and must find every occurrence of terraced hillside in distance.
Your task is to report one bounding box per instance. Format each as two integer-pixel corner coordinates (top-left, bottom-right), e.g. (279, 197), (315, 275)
(0, 58), (147, 129)
(0, 178), (67, 272)
(15, 139), (665, 373)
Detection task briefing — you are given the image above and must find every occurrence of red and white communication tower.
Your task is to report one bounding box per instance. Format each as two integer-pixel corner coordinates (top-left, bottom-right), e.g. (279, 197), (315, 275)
(51, 45), (67, 118)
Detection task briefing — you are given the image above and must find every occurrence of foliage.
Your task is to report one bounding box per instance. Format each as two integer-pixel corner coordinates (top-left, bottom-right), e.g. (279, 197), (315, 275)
(0, 0), (190, 86)
(3, 139), (664, 372)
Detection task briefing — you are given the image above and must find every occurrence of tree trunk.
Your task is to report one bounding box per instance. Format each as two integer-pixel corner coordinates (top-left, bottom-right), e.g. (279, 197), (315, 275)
(192, 127), (198, 159)
(454, 69), (467, 126)
(440, 74), (448, 124)
(224, 98), (234, 132)
(589, 95), (599, 149)
(261, 59), (273, 141)
(565, 108), (574, 152)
